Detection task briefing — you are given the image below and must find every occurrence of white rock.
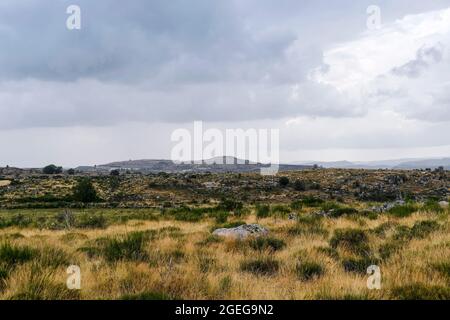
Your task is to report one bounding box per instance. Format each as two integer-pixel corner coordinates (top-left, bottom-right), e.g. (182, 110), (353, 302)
(212, 224), (268, 239)
(439, 201), (449, 208)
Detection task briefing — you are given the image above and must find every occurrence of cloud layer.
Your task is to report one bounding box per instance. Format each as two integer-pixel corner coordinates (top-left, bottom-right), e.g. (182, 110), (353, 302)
(0, 1), (449, 165)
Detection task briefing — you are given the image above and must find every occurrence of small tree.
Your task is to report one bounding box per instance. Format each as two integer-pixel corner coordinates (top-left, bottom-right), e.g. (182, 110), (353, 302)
(43, 164), (63, 174)
(72, 178), (99, 203)
(279, 176), (289, 187)
(294, 180), (307, 191)
(67, 168), (76, 175)
(110, 169), (120, 176)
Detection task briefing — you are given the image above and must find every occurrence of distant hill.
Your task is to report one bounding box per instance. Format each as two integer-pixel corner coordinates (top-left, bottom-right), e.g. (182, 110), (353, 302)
(77, 157), (311, 173)
(295, 158), (450, 169)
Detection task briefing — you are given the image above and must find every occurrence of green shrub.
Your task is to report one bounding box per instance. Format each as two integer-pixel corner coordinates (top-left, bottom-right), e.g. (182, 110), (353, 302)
(8, 265), (79, 300)
(75, 214), (107, 229)
(394, 220), (440, 241)
(72, 178), (99, 203)
(42, 164), (63, 175)
(391, 283), (450, 300)
(379, 240), (404, 260)
(342, 256), (380, 274)
(279, 176), (289, 187)
(316, 246), (339, 260)
(240, 257), (280, 276)
(197, 235), (223, 246)
(0, 242), (37, 267)
(301, 196), (324, 207)
(271, 205), (291, 217)
(218, 199), (243, 212)
(329, 229), (370, 255)
(90, 231), (154, 263)
(293, 180), (307, 191)
(388, 204), (418, 217)
(286, 214), (328, 237)
(249, 237), (286, 252)
(320, 201), (341, 211)
(290, 200), (303, 210)
(37, 247), (71, 269)
(330, 207), (359, 218)
(410, 220), (440, 239)
(295, 261), (324, 281)
(371, 222), (399, 237)
(256, 204), (270, 218)
(423, 200), (444, 213)
(214, 211), (229, 224)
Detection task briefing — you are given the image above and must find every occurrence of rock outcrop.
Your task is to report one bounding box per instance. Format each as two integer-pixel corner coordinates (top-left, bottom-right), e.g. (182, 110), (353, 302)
(212, 224), (268, 239)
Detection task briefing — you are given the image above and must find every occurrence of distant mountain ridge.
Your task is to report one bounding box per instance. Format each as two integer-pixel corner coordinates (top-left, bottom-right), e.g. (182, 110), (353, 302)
(73, 157), (450, 173)
(295, 157), (450, 169)
(78, 157), (311, 173)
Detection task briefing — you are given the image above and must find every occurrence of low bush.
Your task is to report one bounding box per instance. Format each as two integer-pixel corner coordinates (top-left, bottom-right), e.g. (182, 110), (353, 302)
(342, 256), (380, 274)
(8, 265), (79, 300)
(290, 200), (303, 210)
(391, 283), (450, 300)
(422, 200), (444, 213)
(295, 261), (324, 281)
(330, 207), (359, 218)
(75, 213), (107, 229)
(86, 231), (154, 263)
(0, 242), (37, 267)
(249, 237), (286, 252)
(255, 204), (270, 218)
(287, 215), (328, 237)
(240, 257), (280, 276)
(388, 204), (418, 217)
(378, 240), (404, 260)
(329, 229), (370, 255)
(301, 196), (324, 207)
(394, 220), (440, 241)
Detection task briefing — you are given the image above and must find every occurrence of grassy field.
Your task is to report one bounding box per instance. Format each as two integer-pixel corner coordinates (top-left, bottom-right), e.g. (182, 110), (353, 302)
(0, 201), (449, 300)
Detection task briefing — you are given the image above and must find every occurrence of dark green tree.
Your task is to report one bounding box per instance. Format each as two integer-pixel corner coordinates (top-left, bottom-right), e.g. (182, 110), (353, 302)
(43, 164), (63, 174)
(72, 178), (99, 203)
(279, 176), (289, 187)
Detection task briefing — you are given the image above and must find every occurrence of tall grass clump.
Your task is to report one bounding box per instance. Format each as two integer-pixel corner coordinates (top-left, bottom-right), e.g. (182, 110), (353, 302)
(388, 204), (418, 217)
(249, 237), (286, 252)
(240, 257), (280, 276)
(255, 204), (270, 218)
(295, 260), (324, 281)
(329, 229), (370, 255)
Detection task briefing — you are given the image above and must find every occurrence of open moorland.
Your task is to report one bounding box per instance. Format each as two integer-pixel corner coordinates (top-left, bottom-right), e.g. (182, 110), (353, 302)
(0, 167), (449, 300)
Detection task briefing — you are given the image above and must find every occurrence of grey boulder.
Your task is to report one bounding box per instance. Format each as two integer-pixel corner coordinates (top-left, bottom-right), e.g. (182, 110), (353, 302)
(212, 224), (268, 239)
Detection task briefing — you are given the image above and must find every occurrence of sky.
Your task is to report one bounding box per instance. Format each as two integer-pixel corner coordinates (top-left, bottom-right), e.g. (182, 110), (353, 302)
(0, 0), (450, 167)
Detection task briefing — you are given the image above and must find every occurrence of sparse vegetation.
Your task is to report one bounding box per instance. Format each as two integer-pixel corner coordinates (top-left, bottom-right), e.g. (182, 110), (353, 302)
(240, 257), (280, 276)
(0, 169), (448, 299)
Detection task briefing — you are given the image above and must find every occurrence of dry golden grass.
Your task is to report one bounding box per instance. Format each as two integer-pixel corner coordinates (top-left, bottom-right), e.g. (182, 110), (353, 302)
(0, 208), (448, 300)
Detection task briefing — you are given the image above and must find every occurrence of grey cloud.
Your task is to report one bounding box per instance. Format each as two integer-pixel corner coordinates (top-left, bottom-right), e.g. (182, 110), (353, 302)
(392, 43), (444, 78)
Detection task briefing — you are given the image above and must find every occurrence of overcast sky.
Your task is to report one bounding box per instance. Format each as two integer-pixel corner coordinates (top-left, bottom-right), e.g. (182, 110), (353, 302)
(1, 0), (450, 167)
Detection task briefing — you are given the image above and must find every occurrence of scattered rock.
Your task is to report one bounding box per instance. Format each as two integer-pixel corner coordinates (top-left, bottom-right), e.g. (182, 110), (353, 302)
(212, 224), (268, 239)
(288, 213), (298, 220)
(371, 200), (405, 213)
(439, 201), (449, 209)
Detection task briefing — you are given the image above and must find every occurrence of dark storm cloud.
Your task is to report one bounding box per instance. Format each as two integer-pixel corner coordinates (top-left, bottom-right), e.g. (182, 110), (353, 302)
(0, 0), (449, 129)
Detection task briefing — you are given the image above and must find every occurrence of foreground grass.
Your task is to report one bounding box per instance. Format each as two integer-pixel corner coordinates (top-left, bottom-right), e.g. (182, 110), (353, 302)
(0, 205), (448, 300)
